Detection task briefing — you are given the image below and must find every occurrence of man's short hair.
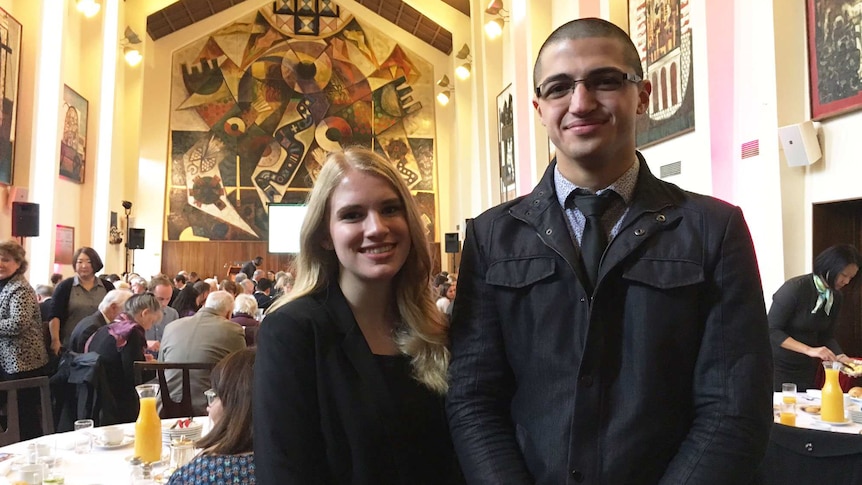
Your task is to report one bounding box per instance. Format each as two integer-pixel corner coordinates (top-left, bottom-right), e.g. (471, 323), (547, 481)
(533, 18), (643, 87)
(253, 256), (263, 265)
(149, 276), (173, 291)
(204, 290), (235, 315)
(235, 273), (248, 283)
(252, 269), (265, 280)
(174, 274), (187, 285)
(257, 278), (272, 292)
(98, 289), (133, 312)
(35, 284), (53, 298)
(233, 293), (258, 316)
(241, 279), (255, 294)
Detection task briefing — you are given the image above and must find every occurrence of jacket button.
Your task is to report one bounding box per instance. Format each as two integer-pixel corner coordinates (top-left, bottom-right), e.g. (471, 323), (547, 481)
(546, 229), (553, 235)
(571, 469), (584, 482)
(579, 375), (593, 387)
(537, 191), (544, 196)
(533, 199), (540, 205)
(655, 214), (666, 222)
(634, 228), (645, 236)
(805, 442), (814, 452)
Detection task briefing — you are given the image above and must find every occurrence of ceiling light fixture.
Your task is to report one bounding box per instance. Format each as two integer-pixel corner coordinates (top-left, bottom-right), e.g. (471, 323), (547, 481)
(76, 0), (101, 18)
(484, 0), (509, 39)
(454, 44), (472, 80)
(437, 75), (453, 105)
(120, 26), (143, 67)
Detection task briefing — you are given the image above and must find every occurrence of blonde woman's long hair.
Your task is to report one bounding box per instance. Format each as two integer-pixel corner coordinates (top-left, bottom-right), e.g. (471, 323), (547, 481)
(269, 147), (450, 393)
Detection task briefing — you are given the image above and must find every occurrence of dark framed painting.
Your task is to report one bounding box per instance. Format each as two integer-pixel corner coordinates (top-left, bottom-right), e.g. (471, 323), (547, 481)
(628, 0), (695, 147)
(806, 0), (862, 119)
(497, 84), (516, 202)
(59, 85), (87, 183)
(0, 8), (21, 185)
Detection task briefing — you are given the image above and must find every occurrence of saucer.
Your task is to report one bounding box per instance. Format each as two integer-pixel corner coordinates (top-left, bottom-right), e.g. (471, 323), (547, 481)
(95, 437), (133, 449)
(815, 416), (853, 426)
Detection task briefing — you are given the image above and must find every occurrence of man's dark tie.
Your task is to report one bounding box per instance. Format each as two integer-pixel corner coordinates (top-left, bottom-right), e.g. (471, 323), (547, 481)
(572, 190), (617, 291)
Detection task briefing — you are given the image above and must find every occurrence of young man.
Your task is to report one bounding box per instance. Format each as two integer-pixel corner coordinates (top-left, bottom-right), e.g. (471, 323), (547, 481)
(446, 18), (773, 485)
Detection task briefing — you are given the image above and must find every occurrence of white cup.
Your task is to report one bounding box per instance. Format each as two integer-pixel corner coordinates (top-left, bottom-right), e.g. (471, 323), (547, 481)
(100, 425), (124, 445)
(15, 463), (43, 484)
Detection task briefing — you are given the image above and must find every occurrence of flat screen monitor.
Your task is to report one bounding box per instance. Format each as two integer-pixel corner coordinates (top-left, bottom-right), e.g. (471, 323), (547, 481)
(268, 203), (308, 254)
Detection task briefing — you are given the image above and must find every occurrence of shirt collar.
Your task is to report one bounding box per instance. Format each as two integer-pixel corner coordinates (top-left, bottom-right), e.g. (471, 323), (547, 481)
(73, 275), (104, 288)
(554, 158), (640, 207)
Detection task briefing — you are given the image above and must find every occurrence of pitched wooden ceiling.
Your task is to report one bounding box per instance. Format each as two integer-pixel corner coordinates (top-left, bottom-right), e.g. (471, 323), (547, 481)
(146, 0), (468, 54)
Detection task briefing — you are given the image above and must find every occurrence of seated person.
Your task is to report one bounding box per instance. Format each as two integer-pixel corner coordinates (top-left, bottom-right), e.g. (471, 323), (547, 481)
(86, 293), (162, 424)
(230, 294), (259, 347)
(253, 278), (274, 310)
(69, 289), (132, 353)
(168, 348), (256, 484)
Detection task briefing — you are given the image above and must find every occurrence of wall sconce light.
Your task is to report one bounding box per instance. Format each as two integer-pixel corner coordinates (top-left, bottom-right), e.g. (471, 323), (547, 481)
(121, 26), (143, 67)
(437, 75), (453, 105)
(76, 0), (101, 18)
(454, 44), (472, 80)
(484, 0), (509, 39)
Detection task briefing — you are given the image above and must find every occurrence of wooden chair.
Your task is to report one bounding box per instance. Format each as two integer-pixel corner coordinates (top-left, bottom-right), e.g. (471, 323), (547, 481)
(0, 376), (54, 446)
(133, 362), (216, 419)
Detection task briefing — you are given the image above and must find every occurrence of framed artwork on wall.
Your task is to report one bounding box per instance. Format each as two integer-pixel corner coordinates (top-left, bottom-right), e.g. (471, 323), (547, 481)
(497, 84), (516, 203)
(59, 85), (87, 184)
(0, 8), (22, 185)
(806, 0), (862, 119)
(628, 0), (695, 147)
(54, 225), (74, 265)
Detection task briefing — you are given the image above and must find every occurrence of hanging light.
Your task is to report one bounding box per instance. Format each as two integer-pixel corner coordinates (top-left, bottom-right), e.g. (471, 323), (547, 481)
(76, 0), (101, 18)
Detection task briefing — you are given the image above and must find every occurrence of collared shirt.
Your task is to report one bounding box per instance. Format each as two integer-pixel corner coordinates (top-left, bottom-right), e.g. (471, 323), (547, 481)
(64, 275), (108, 343)
(554, 160), (640, 246)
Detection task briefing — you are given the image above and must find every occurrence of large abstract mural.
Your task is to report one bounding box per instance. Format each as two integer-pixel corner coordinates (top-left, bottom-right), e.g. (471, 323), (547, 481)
(167, 1), (437, 241)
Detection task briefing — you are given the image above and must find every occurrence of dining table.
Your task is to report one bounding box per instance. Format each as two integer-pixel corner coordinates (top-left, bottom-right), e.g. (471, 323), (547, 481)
(772, 390), (862, 433)
(0, 417), (210, 485)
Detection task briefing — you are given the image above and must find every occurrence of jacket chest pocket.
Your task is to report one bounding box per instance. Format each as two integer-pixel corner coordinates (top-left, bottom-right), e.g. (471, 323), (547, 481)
(621, 258), (704, 290)
(485, 257), (556, 288)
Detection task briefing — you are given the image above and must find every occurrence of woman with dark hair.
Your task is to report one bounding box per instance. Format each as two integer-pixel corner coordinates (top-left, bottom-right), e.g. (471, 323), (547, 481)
(0, 240), (49, 439)
(770, 244), (861, 390)
(86, 293), (162, 423)
(168, 348), (256, 484)
(48, 247), (115, 355)
(171, 284), (201, 318)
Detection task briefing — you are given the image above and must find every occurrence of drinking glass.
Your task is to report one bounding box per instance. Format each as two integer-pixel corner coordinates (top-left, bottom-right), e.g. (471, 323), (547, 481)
(781, 383), (797, 404)
(73, 419), (94, 454)
(779, 401), (797, 426)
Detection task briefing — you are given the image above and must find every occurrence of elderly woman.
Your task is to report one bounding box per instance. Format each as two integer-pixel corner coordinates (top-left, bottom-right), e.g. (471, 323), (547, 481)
(168, 348), (256, 484)
(0, 240), (49, 439)
(86, 293), (162, 424)
(230, 294), (259, 347)
(48, 247), (115, 355)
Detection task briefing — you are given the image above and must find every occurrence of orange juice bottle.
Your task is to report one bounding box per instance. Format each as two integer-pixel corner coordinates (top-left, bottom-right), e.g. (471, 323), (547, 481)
(134, 384), (162, 462)
(821, 363), (845, 423)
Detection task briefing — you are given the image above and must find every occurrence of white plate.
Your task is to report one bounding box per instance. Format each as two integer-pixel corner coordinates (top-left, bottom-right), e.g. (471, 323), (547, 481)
(94, 436), (134, 449)
(815, 416), (854, 426)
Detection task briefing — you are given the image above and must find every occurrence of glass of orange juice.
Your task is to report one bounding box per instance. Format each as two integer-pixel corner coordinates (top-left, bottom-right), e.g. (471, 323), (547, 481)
(782, 383), (797, 404)
(779, 402), (796, 426)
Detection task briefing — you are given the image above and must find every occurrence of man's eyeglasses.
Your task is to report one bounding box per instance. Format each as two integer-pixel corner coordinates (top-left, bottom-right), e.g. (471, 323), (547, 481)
(204, 388), (218, 406)
(535, 69), (642, 101)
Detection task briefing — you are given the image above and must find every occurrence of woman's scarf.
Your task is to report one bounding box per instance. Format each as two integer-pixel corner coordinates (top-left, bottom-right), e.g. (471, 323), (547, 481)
(812, 274), (833, 316)
(106, 312), (141, 350)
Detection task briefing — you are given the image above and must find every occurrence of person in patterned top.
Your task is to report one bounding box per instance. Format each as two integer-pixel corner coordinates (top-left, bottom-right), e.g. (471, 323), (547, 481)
(168, 348), (255, 484)
(0, 240), (49, 440)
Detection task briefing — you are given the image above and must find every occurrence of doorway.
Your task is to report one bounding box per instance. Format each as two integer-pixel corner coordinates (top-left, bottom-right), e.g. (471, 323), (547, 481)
(812, 200), (862, 359)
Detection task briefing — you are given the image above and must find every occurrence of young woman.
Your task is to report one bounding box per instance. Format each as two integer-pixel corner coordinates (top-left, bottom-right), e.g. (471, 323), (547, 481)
(168, 348), (256, 484)
(770, 244), (861, 390)
(254, 147), (462, 484)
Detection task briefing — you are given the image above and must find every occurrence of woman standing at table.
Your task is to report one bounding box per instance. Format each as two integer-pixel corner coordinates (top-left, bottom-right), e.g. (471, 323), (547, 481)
(48, 247), (115, 355)
(254, 147), (463, 484)
(770, 244), (861, 391)
(168, 348), (256, 484)
(87, 293), (161, 423)
(0, 240), (49, 439)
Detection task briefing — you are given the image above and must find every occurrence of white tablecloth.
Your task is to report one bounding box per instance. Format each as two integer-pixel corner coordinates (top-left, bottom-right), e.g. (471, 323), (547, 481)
(0, 418), (210, 485)
(773, 391), (862, 434)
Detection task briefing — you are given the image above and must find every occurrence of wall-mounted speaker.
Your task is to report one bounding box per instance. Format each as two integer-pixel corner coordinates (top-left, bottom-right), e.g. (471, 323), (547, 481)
(11, 202), (39, 237)
(444, 232), (460, 254)
(127, 228), (145, 250)
(778, 121), (822, 167)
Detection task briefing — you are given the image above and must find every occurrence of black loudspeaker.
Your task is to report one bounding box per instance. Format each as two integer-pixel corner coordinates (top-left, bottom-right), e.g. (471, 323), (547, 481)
(11, 202), (39, 237)
(444, 233), (460, 254)
(127, 228), (145, 249)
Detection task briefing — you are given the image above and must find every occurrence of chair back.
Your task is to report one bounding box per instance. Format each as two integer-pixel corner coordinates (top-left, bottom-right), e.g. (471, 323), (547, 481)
(133, 362), (216, 419)
(0, 376), (54, 446)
